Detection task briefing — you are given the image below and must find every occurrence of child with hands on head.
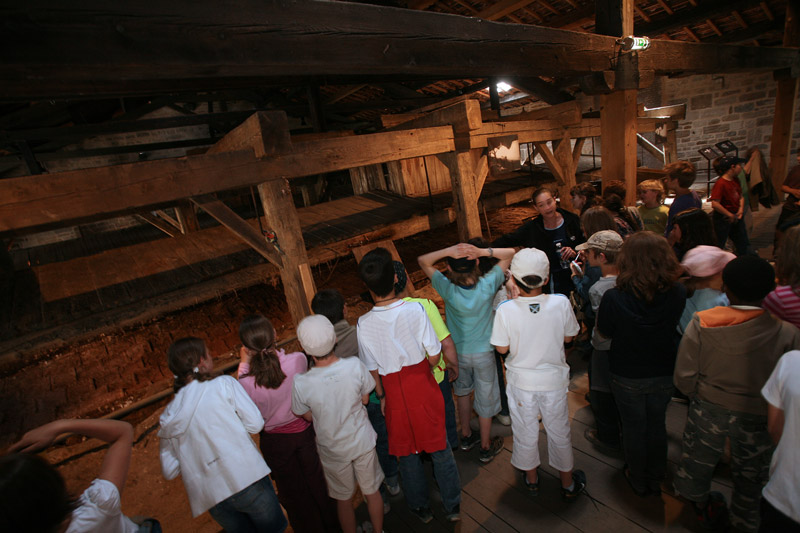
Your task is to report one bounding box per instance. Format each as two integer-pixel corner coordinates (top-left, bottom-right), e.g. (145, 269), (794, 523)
(418, 242), (515, 464)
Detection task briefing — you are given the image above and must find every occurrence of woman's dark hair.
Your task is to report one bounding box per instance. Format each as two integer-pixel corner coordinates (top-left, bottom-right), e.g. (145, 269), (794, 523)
(167, 337), (213, 392)
(673, 208), (716, 260)
(358, 247), (395, 298)
(239, 315), (286, 389)
(603, 193), (639, 231)
(581, 206), (618, 238)
(616, 231), (682, 302)
(532, 185), (557, 205)
(570, 182), (601, 214)
(0, 454), (77, 533)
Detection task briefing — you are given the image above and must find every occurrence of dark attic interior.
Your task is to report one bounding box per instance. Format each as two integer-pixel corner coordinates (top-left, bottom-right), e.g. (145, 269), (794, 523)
(1, 0), (799, 531)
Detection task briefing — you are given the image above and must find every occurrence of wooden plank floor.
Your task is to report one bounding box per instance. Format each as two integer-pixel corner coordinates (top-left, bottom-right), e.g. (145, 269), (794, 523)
(350, 354), (731, 533)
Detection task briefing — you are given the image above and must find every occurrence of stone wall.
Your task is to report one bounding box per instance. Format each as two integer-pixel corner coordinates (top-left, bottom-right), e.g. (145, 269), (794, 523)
(660, 72), (800, 168)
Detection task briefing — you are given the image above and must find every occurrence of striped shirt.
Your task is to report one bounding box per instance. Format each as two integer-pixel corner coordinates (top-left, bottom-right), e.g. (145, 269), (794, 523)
(763, 285), (800, 330)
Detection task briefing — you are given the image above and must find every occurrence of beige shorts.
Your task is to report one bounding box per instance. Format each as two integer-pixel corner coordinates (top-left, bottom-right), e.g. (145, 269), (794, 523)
(321, 448), (384, 500)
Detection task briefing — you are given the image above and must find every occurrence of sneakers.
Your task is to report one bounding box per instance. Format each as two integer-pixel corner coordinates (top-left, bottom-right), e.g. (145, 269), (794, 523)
(522, 471), (539, 495)
(479, 436), (504, 463)
(694, 491), (729, 531)
(459, 431), (480, 451)
(444, 504), (461, 522)
(409, 506), (434, 524)
(495, 413), (511, 426)
(384, 480), (401, 497)
(561, 469), (587, 502)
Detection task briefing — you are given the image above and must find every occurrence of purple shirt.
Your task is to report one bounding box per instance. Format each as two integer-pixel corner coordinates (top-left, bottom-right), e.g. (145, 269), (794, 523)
(238, 349), (310, 433)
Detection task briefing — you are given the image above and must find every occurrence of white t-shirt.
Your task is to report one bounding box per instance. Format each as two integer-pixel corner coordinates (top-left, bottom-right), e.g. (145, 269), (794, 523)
(66, 479), (138, 533)
(761, 350), (800, 523)
(490, 293), (580, 392)
(357, 299), (441, 376)
(292, 356), (377, 463)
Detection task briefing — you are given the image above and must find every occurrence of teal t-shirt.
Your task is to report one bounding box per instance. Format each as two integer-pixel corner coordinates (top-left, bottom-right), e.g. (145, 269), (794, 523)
(431, 265), (504, 355)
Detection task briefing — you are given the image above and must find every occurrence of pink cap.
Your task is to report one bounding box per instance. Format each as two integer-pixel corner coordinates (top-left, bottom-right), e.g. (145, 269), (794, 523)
(681, 245), (736, 277)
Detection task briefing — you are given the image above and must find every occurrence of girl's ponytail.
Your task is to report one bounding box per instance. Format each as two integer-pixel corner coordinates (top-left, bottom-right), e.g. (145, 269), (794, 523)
(167, 337), (212, 392)
(239, 315), (287, 389)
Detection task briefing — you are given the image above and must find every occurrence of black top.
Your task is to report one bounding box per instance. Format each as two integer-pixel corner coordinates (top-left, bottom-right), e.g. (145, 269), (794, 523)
(493, 208), (585, 295)
(596, 283), (687, 379)
(492, 208), (585, 264)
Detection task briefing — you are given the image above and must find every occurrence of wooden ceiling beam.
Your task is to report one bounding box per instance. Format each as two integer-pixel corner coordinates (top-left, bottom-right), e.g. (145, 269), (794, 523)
(0, 125), (455, 234)
(4, 0), (796, 101)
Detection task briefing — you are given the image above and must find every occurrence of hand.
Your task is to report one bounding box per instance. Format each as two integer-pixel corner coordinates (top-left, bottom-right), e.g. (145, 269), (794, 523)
(453, 243), (479, 260)
(9, 420), (67, 453)
(736, 210), (743, 220)
(447, 366), (459, 382)
(380, 397), (386, 416)
(239, 345), (253, 364)
(570, 261), (582, 277)
(505, 278), (520, 300)
(560, 246), (577, 261)
(727, 213), (736, 223)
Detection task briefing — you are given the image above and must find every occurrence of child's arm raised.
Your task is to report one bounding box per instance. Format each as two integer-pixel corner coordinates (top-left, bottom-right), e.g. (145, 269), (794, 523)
(417, 245), (461, 279)
(9, 418), (134, 495)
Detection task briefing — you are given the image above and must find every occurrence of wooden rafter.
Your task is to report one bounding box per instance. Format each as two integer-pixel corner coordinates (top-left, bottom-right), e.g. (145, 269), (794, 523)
(477, 0), (533, 21)
(684, 26), (702, 42)
(706, 19), (723, 37)
(731, 10), (749, 29)
(634, 5), (652, 23)
(654, 0), (674, 15)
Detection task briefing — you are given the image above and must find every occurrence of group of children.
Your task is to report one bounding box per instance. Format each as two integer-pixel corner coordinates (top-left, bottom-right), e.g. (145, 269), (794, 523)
(4, 156), (800, 533)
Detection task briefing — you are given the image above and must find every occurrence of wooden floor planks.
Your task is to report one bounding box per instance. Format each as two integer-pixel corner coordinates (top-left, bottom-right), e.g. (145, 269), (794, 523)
(347, 358), (737, 532)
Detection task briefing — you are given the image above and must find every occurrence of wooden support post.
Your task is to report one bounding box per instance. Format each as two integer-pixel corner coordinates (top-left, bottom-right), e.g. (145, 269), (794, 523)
(769, 1), (799, 192)
(601, 89), (639, 204)
(258, 178), (315, 326)
(437, 150), (483, 241)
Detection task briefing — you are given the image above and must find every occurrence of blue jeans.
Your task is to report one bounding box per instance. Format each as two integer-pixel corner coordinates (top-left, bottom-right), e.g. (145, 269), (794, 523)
(713, 211), (752, 256)
(397, 447), (461, 512)
(208, 476), (287, 533)
(439, 377), (459, 449)
(366, 401), (399, 487)
(610, 374), (673, 493)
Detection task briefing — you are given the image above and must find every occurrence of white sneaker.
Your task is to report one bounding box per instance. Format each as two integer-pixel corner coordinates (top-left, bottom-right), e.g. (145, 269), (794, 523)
(496, 413), (511, 426)
(384, 481), (401, 496)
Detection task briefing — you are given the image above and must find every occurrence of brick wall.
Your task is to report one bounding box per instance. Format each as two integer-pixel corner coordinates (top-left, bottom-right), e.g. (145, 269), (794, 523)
(660, 72), (800, 167)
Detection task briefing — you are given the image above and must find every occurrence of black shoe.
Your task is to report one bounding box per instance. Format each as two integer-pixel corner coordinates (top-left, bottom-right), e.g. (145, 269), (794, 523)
(409, 506), (434, 524)
(444, 504), (461, 522)
(522, 471), (539, 495)
(459, 432), (480, 451)
(479, 436), (504, 463)
(694, 492), (729, 531)
(561, 470), (587, 502)
(623, 466), (651, 497)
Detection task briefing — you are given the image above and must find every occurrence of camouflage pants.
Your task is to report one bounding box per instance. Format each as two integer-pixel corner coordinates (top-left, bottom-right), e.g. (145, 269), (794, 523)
(674, 398), (774, 533)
